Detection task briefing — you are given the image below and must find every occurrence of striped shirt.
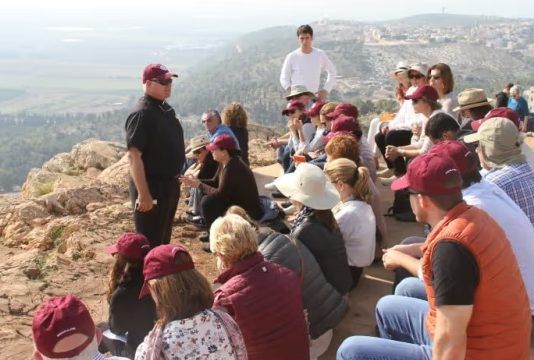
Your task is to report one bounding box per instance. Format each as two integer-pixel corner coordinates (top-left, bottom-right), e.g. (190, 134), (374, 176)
(484, 162), (534, 226)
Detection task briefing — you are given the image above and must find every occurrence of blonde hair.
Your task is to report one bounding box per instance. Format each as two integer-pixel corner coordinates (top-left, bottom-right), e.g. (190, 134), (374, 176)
(320, 102), (338, 116)
(210, 214), (258, 265)
(222, 101), (248, 128)
(225, 206), (259, 230)
(324, 158), (373, 204)
(148, 253), (214, 325)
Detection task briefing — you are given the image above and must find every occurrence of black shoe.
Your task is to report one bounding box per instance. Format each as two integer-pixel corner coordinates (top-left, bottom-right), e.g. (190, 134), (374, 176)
(199, 233), (209, 243)
(280, 200), (292, 208)
(202, 242), (212, 253)
(186, 214), (206, 229)
(271, 190), (287, 199)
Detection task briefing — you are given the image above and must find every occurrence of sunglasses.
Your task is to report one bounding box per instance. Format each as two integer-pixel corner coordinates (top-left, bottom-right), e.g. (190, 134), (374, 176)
(193, 148), (204, 155)
(429, 75), (441, 80)
(408, 189), (421, 195)
(150, 78), (173, 86)
(286, 110), (296, 115)
(409, 73), (424, 80)
(412, 98), (421, 104)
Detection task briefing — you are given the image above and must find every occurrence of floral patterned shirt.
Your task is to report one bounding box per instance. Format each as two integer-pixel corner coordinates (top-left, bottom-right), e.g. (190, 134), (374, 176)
(135, 309), (246, 360)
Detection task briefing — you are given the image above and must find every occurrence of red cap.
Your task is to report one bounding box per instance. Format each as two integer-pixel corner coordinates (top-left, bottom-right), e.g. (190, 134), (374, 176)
(326, 102), (359, 120)
(282, 100), (305, 115)
(206, 134), (237, 152)
(32, 295), (95, 359)
(106, 232), (150, 260)
(323, 130), (356, 144)
(471, 107), (521, 131)
(139, 244), (195, 298)
(405, 85), (439, 102)
(142, 63), (178, 84)
(391, 153), (462, 195)
(330, 115), (357, 133)
(305, 101), (326, 117)
(429, 140), (478, 175)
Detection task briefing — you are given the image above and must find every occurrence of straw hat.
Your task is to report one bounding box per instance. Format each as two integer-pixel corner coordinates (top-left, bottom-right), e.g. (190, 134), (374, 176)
(388, 60), (410, 79)
(453, 88), (493, 112)
(274, 163), (339, 210)
(286, 85), (315, 100)
(186, 134), (210, 154)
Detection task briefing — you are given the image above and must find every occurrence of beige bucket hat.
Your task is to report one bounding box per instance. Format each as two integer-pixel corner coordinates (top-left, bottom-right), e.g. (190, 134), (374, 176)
(274, 163), (339, 210)
(286, 85), (316, 100)
(453, 88), (493, 112)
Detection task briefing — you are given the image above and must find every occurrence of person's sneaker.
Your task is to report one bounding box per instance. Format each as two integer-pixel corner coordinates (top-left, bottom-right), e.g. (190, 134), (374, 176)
(264, 181), (278, 191)
(379, 175), (397, 186)
(271, 190), (287, 199)
(186, 215), (206, 229)
(283, 205), (296, 215)
(199, 233), (210, 243)
(280, 200), (292, 208)
(202, 242), (212, 253)
(377, 168), (394, 177)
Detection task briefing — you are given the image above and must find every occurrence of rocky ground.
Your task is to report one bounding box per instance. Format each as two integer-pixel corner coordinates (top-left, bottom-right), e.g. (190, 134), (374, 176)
(0, 128), (277, 359)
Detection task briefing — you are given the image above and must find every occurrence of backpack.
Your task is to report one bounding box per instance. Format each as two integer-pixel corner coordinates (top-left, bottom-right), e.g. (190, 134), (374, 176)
(386, 189), (416, 222)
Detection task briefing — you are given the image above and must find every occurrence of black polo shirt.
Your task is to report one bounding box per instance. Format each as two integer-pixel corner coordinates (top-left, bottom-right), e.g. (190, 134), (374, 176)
(125, 95), (185, 180)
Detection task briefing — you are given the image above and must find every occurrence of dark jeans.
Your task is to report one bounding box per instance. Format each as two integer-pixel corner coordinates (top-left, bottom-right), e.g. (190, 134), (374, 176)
(129, 178), (180, 248)
(350, 266), (363, 290)
(277, 144), (294, 173)
(392, 236), (426, 294)
(375, 129), (412, 176)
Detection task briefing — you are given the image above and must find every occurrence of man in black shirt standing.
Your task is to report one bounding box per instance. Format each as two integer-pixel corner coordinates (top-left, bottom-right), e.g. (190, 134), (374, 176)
(125, 64), (185, 247)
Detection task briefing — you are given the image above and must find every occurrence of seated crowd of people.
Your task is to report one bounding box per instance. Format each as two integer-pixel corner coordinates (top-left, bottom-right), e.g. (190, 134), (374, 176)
(29, 26), (534, 360)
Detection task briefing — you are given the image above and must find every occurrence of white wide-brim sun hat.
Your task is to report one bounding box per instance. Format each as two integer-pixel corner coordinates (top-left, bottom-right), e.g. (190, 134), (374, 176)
(274, 163), (340, 210)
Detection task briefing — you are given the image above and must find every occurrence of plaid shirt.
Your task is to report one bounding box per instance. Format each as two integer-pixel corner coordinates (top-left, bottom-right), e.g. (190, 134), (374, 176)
(485, 162), (534, 226)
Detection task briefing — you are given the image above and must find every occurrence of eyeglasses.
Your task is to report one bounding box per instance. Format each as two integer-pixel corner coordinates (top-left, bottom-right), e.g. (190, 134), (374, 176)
(150, 78), (173, 86)
(429, 75), (441, 80)
(409, 73), (424, 80)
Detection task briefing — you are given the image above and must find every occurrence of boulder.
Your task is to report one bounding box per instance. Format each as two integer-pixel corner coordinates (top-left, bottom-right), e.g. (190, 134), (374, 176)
(70, 139), (125, 171)
(98, 154), (129, 187)
(20, 169), (60, 199)
(42, 152), (73, 173)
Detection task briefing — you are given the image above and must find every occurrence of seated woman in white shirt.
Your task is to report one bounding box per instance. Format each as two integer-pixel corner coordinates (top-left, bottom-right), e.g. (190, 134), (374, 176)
(385, 85), (442, 173)
(324, 158), (376, 289)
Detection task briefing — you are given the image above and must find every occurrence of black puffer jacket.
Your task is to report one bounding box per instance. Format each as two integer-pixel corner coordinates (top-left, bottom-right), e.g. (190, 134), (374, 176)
(257, 228), (349, 339)
(291, 215), (352, 296)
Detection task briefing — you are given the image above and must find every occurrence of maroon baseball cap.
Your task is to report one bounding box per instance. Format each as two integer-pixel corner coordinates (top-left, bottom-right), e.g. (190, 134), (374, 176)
(326, 102), (359, 120)
(391, 153), (462, 195)
(139, 244), (195, 298)
(142, 63), (178, 84)
(429, 140), (478, 175)
(282, 100), (305, 116)
(32, 295), (95, 359)
(206, 134), (237, 152)
(106, 232), (150, 260)
(405, 85), (439, 102)
(323, 116), (358, 143)
(305, 101), (326, 117)
(471, 107), (521, 131)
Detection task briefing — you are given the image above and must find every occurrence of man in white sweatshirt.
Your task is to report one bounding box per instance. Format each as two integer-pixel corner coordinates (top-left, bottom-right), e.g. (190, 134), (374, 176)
(280, 24), (337, 102)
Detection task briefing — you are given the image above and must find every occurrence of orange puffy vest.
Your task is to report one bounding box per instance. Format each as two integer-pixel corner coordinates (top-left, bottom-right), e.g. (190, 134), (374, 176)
(422, 202), (531, 360)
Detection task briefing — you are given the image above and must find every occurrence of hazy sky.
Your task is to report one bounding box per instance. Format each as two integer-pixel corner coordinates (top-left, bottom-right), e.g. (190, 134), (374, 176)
(3, 0), (533, 33)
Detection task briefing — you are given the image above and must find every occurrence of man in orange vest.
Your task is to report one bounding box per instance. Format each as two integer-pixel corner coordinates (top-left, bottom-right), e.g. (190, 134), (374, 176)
(337, 153), (531, 360)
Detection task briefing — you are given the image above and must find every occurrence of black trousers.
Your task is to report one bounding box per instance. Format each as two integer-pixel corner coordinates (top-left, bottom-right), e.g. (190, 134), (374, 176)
(350, 266), (364, 290)
(129, 178), (180, 248)
(201, 192), (231, 232)
(392, 236), (425, 294)
(375, 129), (412, 176)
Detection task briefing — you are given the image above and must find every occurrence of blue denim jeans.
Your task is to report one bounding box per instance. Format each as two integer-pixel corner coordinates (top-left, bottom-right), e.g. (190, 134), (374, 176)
(394, 277), (427, 300)
(337, 295), (432, 360)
